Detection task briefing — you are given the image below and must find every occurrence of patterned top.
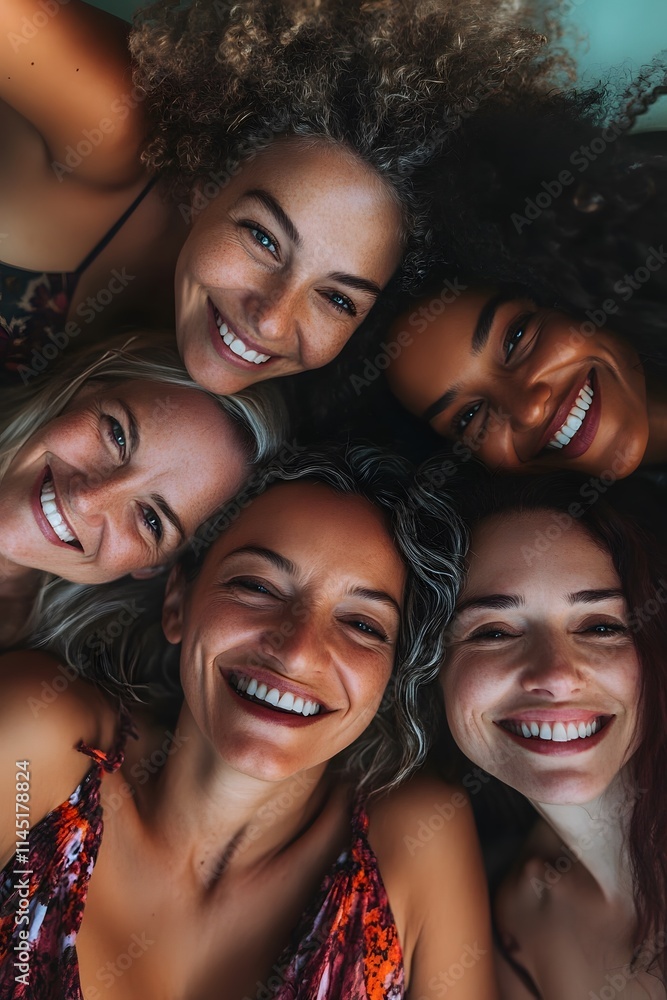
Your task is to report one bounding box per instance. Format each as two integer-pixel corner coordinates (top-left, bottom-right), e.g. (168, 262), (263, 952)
(0, 180), (154, 385)
(0, 720), (404, 999)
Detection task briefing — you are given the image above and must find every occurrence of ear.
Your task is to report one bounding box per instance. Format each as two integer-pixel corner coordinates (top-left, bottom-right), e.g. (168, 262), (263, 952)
(161, 564), (187, 645)
(131, 564), (167, 580)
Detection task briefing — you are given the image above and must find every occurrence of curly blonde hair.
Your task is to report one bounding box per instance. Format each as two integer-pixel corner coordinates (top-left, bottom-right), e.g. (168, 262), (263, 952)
(130, 0), (570, 287)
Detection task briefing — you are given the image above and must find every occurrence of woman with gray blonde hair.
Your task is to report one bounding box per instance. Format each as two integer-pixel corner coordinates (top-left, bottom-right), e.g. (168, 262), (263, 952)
(1, 443), (497, 999)
(0, 330), (285, 648)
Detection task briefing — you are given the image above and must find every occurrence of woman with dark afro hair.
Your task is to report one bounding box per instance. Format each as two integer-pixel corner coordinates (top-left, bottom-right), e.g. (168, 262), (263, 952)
(0, 0), (568, 392)
(384, 62), (667, 481)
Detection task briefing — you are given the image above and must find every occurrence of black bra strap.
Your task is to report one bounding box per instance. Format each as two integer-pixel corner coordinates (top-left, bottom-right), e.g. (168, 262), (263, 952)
(75, 176), (157, 275)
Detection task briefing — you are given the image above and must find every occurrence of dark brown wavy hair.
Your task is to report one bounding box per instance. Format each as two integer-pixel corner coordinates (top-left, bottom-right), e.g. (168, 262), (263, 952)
(438, 463), (667, 978)
(129, 0), (571, 288)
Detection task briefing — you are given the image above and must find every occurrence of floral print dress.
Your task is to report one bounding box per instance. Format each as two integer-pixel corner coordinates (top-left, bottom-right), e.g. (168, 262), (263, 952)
(0, 721), (404, 999)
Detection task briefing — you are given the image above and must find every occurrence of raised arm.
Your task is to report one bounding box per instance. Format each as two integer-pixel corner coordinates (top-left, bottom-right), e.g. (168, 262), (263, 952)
(370, 775), (499, 1000)
(0, 0), (147, 187)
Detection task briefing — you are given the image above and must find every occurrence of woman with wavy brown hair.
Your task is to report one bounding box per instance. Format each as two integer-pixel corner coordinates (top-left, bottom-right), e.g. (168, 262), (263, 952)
(0, 0), (567, 392)
(439, 468), (667, 998)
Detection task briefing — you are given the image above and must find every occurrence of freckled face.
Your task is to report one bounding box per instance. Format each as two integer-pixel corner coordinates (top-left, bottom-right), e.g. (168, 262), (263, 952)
(387, 288), (647, 478)
(0, 380), (248, 582)
(441, 512), (641, 805)
(175, 137), (404, 394)
(163, 482), (407, 782)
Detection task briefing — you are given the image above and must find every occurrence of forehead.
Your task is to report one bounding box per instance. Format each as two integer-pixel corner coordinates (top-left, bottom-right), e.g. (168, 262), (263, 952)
(237, 137), (396, 210)
(464, 510), (619, 596)
(208, 480), (407, 588)
(387, 288), (497, 416)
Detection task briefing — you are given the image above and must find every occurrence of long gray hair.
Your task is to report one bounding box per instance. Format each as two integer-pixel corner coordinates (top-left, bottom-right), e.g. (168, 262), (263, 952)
(35, 442), (465, 794)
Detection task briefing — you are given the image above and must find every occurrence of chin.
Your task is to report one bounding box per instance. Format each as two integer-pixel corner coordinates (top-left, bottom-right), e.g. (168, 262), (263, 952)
(514, 773), (611, 806)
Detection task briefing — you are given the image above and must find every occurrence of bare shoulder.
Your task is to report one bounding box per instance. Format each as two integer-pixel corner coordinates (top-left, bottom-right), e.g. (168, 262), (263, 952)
(0, 0), (146, 187)
(367, 773), (497, 999)
(367, 771), (478, 871)
(0, 650), (118, 861)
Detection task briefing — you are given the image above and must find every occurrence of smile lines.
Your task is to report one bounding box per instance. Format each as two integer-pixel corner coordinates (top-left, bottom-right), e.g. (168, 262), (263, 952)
(548, 377), (594, 450)
(500, 716), (609, 742)
(213, 306), (271, 364)
(230, 672), (322, 717)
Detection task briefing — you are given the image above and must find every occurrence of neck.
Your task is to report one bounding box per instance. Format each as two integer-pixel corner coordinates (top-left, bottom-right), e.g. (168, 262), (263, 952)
(0, 552), (41, 598)
(140, 703), (333, 885)
(643, 370), (667, 464)
(531, 769), (637, 908)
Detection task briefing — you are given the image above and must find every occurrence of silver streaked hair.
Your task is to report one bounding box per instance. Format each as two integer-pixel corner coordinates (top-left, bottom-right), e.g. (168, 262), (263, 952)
(35, 443), (465, 795)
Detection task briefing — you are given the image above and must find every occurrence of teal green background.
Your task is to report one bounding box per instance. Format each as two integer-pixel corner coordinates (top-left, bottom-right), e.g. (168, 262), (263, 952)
(96, 0), (667, 126)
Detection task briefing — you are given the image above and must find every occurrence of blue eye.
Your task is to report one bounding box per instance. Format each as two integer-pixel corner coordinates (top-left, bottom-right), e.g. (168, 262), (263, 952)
(105, 416), (127, 456)
(247, 225), (278, 257)
(328, 292), (356, 316)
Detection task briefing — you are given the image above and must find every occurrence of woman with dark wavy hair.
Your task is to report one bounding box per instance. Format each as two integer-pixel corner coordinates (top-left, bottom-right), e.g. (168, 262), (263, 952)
(0, 0), (567, 391)
(0, 444), (498, 999)
(438, 466), (667, 998)
(384, 64), (667, 479)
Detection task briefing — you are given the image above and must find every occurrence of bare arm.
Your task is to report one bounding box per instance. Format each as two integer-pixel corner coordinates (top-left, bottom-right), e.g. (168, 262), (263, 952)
(0, 0), (147, 186)
(369, 776), (499, 1000)
(0, 650), (114, 865)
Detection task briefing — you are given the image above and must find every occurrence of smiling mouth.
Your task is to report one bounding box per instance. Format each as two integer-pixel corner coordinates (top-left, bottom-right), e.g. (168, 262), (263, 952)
(547, 374), (594, 450)
(499, 715), (612, 742)
(212, 305), (272, 365)
(229, 672), (322, 718)
(40, 471), (81, 548)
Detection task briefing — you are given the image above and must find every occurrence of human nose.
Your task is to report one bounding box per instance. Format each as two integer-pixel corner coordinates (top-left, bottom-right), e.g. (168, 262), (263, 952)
(68, 465), (117, 521)
(503, 379), (552, 433)
(520, 638), (584, 699)
(245, 277), (302, 350)
(259, 605), (327, 677)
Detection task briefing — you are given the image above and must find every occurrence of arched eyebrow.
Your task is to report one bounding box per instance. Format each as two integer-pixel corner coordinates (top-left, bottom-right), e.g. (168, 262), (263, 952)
(421, 290), (516, 422)
(243, 189), (302, 248)
(567, 589), (625, 605)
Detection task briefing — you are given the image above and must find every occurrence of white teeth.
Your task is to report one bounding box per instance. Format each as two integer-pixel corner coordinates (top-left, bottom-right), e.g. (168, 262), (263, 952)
(548, 380), (594, 450)
(214, 308), (271, 364)
(507, 717), (605, 743)
(230, 674), (321, 717)
(40, 478), (77, 544)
